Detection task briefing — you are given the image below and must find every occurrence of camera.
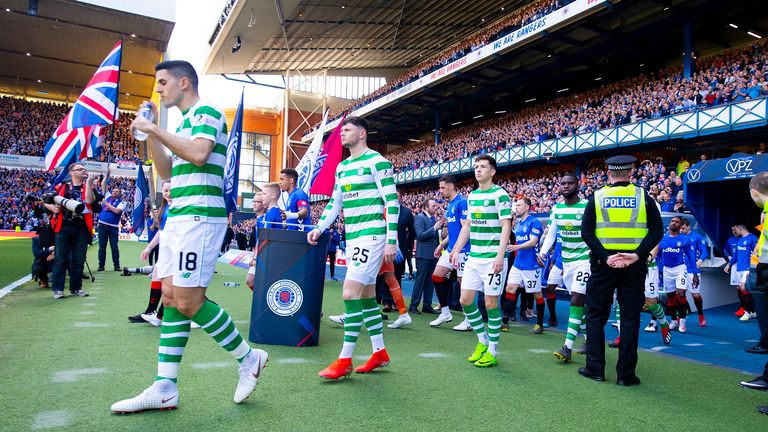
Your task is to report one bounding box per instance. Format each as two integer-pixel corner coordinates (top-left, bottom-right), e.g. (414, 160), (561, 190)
(41, 191), (84, 214)
(121, 266), (154, 276)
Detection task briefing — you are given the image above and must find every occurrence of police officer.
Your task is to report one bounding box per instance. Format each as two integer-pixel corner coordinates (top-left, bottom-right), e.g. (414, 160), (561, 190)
(45, 162), (98, 299)
(579, 155), (663, 385)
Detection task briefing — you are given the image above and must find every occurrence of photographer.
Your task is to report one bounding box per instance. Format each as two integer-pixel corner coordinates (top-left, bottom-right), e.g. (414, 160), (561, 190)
(96, 186), (125, 271)
(44, 162), (97, 299)
(31, 223), (55, 288)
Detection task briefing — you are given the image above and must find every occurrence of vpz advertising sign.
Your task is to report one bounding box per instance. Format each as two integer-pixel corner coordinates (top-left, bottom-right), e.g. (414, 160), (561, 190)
(686, 153), (767, 183)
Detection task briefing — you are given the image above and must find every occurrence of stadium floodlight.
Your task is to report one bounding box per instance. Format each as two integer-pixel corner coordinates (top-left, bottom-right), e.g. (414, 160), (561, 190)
(543, 151), (554, 160)
(747, 31), (762, 39)
(473, 114), (483, 119)
(495, 110), (506, 114)
(451, 121), (462, 126)
(556, 88), (568, 93)
(409, 139), (420, 142)
(729, 23), (738, 29)
(525, 98), (536, 102)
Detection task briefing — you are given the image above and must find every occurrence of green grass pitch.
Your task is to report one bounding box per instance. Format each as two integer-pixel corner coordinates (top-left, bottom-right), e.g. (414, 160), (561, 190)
(0, 238), (34, 287)
(0, 242), (766, 431)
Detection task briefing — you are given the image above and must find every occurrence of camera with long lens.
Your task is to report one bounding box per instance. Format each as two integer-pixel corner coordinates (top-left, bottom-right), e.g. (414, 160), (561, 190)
(121, 266), (154, 276)
(41, 191), (84, 214)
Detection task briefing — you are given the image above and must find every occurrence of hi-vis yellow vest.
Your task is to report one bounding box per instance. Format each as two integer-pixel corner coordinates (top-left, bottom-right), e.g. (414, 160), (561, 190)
(594, 184), (648, 251)
(757, 202), (768, 265)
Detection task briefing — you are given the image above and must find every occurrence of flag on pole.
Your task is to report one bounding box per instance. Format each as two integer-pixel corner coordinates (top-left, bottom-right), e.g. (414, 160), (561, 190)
(45, 162), (74, 192)
(132, 160), (150, 237)
(224, 90), (244, 214)
(44, 41), (121, 171)
(310, 114), (346, 197)
(295, 109), (330, 195)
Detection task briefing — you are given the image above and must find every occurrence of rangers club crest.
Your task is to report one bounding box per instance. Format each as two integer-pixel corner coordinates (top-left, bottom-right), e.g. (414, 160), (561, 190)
(133, 184), (143, 214)
(266, 279), (304, 317)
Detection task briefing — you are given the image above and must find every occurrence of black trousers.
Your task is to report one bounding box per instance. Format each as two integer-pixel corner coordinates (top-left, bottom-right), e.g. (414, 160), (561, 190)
(32, 258), (53, 283)
(51, 222), (90, 293)
(327, 251), (336, 278)
(148, 245), (159, 266)
(749, 266), (768, 349)
(97, 223), (120, 268)
(585, 257), (646, 380)
(411, 257), (437, 308)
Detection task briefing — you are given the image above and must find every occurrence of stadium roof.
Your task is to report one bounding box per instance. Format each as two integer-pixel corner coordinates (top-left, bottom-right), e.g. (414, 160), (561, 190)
(0, 0), (175, 110)
(337, 0), (768, 143)
(204, 0), (527, 75)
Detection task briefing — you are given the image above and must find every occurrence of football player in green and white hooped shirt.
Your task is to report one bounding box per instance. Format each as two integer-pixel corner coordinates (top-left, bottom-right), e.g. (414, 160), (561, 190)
(308, 116), (399, 380)
(449, 154), (512, 368)
(112, 60), (267, 414)
(537, 173), (591, 363)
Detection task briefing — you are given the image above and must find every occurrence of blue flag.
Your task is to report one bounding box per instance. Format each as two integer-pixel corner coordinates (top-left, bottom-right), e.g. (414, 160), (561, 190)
(132, 160), (150, 237)
(224, 90), (243, 213)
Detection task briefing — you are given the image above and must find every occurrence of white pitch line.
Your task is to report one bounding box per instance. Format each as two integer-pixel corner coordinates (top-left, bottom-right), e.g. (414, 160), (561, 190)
(745, 339), (759, 343)
(190, 362), (231, 369)
(650, 346), (670, 351)
(275, 358), (310, 364)
(82, 303), (97, 307)
(715, 341), (732, 345)
(0, 274), (32, 300)
(74, 322), (110, 328)
(418, 352), (448, 358)
(233, 320), (249, 325)
(79, 311), (95, 315)
(527, 349), (550, 354)
(32, 410), (69, 429)
(684, 343), (704, 347)
(52, 368), (108, 383)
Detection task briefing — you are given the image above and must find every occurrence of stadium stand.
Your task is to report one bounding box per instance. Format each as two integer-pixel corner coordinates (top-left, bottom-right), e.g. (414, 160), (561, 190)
(384, 41), (768, 173)
(0, 167), (136, 232)
(303, 0), (577, 134)
(309, 154), (692, 228)
(0, 96), (141, 162)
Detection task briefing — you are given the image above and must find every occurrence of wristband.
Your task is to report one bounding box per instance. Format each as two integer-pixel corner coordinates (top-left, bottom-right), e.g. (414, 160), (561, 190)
(285, 211), (299, 219)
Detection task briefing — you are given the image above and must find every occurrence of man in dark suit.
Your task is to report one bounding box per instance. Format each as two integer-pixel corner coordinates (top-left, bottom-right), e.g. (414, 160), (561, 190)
(411, 198), (442, 314)
(380, 193), (415, 311)
(394, 191), (416, 286)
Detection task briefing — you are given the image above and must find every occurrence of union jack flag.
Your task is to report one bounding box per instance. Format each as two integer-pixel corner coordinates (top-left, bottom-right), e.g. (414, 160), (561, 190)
(44, 41), (121, 170)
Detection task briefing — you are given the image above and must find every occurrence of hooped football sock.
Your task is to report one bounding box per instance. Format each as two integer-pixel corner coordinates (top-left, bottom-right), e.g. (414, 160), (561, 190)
(192, 300), (252, 363)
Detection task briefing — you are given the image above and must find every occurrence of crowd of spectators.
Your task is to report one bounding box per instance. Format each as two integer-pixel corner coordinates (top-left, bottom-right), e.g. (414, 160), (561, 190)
(307, 154), (692, 226)
(0, 96), (141, 162)
(0, 97), (67, 156)
(0, 168), (50, 231)
(0, 167), (137, 232)
(385, 42), (768, 172)
(100, 113), (141, 164)
(304, 0), (574, 134)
